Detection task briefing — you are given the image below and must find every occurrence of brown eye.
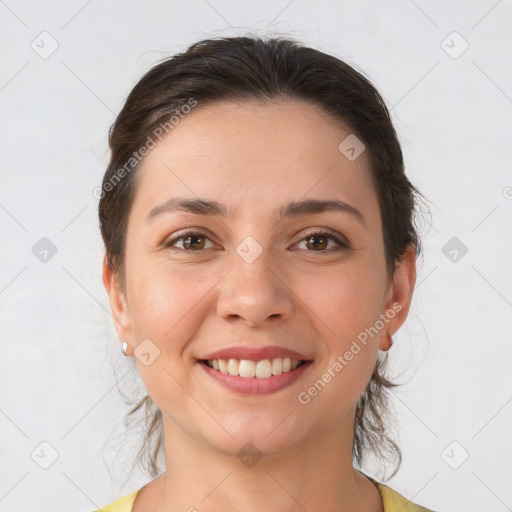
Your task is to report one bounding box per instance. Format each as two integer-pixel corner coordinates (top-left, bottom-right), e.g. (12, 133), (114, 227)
(164, 229), (349, 253)
(305, 234), (328, 250)
(295, 230), (349, 252)
(165, 230), (215, 251)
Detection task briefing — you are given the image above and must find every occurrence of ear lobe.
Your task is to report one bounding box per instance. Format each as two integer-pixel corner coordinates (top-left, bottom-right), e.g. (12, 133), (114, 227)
(102, 254), (132, 343)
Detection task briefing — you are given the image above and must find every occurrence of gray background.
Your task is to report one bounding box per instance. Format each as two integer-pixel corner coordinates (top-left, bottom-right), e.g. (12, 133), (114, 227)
(1, 1), (511, 511)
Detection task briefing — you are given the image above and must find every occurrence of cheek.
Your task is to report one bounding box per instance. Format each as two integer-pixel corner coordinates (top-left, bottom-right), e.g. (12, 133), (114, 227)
(128, 270), (202, 412)
(297, 272), (380, 414)
(298, 263), (384, 340)
(124, 277), (186, 396)
(294, 263), (382, 397)
(129, 259), (200, 330)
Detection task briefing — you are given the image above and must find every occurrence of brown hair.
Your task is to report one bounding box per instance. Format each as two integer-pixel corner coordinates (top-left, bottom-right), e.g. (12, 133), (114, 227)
(99, 35), (428, 480)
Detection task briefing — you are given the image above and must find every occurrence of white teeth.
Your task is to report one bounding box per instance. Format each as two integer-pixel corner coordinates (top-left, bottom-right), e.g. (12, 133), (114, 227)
(256, 359), (272, 378)
(239, 359), (256, 378)
(271, 358), (283, 375)
(219, 359), (228, 374)
(206, 357), (304, 378)
(227, 359), (239, 376)
(290, 359), (300, 371)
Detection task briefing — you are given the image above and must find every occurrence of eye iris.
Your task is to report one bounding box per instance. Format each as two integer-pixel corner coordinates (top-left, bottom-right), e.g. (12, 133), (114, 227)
(306, 235), (327, 250)
(184, 234), (205, 250)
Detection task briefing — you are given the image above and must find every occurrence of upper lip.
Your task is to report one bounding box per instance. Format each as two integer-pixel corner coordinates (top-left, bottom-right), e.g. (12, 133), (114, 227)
(200, 346), (312, 362)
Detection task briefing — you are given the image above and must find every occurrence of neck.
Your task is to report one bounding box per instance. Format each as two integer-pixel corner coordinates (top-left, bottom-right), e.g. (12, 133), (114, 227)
(135, 414), (383, 512)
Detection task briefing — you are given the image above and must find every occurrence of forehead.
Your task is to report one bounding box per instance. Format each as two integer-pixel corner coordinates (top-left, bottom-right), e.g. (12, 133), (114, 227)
(130, 99), (379, 228)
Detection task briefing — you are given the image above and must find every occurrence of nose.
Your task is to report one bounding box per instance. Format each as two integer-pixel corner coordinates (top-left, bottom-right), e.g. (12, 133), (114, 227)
(216, 252), (294, 328)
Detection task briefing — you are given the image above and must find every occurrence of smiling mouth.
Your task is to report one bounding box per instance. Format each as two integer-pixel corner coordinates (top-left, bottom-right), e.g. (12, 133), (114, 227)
(199, 357), (308, 379)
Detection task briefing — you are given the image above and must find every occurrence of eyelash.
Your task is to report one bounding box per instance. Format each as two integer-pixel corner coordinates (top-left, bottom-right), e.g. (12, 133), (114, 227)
(164, 228), (350, 253)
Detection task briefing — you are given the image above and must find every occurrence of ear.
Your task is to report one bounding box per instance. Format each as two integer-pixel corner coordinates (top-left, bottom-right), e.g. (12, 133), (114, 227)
(102, 254), (132, 345)
(379, 243), (417, 350)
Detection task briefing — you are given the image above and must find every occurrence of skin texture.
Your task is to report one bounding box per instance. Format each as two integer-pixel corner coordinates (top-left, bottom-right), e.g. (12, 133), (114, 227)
(103, 99), (416, 512)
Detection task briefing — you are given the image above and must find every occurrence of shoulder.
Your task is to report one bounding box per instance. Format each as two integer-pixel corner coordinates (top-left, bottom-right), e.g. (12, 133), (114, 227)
(367, 476), (437, 512)
(91, 487), (143, 512)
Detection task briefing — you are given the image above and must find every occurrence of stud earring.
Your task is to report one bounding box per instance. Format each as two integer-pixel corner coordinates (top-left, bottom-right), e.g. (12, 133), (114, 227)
(121, 340), (130, 356)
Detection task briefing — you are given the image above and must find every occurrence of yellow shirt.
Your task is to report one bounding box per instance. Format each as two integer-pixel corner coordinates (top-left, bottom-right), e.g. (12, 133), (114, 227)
(94, 476), (436, 511)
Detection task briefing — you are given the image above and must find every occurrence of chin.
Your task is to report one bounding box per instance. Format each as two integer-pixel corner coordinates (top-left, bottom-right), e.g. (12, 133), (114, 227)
(201, 419), (308, 460)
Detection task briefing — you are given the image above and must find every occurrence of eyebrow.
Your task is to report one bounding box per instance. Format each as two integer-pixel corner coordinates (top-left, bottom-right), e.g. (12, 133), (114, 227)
(145, 197), (366, 227)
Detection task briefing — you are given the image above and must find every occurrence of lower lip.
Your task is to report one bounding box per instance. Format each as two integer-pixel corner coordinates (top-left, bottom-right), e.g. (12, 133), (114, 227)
(198, 360), (314, 395)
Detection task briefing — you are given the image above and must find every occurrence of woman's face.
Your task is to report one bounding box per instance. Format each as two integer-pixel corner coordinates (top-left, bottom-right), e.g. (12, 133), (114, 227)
(104, 99), (415, 459)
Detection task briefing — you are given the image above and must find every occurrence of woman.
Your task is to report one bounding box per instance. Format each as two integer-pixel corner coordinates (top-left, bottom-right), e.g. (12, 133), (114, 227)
(95, 35), (436, 511)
